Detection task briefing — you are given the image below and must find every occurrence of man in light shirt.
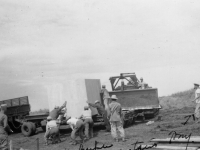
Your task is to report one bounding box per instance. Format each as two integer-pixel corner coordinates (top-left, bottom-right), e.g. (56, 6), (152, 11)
(44, 116), (61, 145)
(67, 117), (84, 145)
(101, 85), (110, 111)
(138, 77), (146, 89)
(108, 95), (125, 142)
(80, 106), (93, 140)
(192, 83), (200, 122)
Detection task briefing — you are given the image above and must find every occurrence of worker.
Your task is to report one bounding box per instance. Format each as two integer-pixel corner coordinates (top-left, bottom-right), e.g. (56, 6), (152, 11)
(0, 104), (9, 150)
(138, 77), (146, 89)
(44, 116), (61, 146)
(79, 106), (93, 140)
(49, 101), (67, 120)
(101, 85), (110, 112)
(67, 117), (84, 145)
(108, 95), (125, 142)
(192, 83), (200, 122)
(87, 100), (110, 131)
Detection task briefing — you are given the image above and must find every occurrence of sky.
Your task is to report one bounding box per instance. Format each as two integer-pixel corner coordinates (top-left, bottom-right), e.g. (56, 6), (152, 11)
(0, 0), (200, 111)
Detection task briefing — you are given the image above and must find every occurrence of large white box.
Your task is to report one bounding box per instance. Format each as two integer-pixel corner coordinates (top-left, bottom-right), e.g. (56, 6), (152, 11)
(46, 79), (101, 117)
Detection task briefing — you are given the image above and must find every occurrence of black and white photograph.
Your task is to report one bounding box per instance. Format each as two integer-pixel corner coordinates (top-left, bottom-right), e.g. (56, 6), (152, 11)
(0, 0), (200, 150)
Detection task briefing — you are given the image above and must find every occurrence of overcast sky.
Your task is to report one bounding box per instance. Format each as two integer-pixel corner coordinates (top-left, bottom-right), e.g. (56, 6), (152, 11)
(0, 0), (200, 111)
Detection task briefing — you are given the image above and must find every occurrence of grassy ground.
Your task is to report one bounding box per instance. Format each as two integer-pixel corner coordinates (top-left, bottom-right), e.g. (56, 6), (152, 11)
(9, 106), (199, 150)
(9, 89), (198, 150)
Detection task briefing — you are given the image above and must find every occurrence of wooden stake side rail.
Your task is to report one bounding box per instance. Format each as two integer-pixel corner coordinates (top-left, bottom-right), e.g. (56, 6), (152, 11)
(25, 113), (49, 121)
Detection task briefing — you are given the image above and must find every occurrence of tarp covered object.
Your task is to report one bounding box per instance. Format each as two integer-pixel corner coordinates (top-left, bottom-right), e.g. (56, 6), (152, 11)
(46, 79), (101, 117)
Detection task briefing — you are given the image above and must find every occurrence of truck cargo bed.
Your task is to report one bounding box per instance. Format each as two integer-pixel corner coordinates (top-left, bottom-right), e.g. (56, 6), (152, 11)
(0, 96), (30, 117)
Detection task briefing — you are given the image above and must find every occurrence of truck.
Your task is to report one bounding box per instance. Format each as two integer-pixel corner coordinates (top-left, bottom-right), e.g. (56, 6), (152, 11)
(1, 72), (160, 136)
(0, 96), (48, 136)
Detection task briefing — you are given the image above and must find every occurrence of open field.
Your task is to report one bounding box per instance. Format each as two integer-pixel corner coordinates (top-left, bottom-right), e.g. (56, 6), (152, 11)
(9, 106), (200, 150)
(159, 89), (195, 109)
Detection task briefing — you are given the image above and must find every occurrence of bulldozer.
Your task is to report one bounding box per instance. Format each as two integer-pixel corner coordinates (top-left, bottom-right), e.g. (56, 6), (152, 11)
(107, 73), (160, 124)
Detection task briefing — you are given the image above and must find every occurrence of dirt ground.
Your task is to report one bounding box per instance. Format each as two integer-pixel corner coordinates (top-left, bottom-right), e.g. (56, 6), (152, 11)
(9, 107), (200, 150)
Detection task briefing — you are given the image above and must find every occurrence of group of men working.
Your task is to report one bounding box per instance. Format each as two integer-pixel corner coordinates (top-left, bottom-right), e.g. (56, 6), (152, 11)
(1, 83), (200, 148)
(44, 85), (126, 145)
(44, 76), (146, 145)
(43, 82), (200, 146)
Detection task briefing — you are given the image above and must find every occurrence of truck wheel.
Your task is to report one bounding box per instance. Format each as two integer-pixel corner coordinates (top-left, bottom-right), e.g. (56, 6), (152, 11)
(30, 122), (36, 135)
(21, 122), (33, 136)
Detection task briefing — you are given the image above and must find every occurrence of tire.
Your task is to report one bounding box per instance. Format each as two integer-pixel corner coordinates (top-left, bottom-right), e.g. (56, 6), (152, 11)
(21, 122), (33, 136)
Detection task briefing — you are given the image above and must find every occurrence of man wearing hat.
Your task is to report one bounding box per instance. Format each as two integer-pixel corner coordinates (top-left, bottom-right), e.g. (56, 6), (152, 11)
(49, 101), (67, 120)
(108, 95), (125, 142)
(192, 83), (200, 122)
(0, 104), (9, 150)
(44, 116), (61, 145)
(138, 77), (146, 89)
(101, 85), (110, 112)
(79, 106), (93, 140)
(87, 100), (110, 131)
